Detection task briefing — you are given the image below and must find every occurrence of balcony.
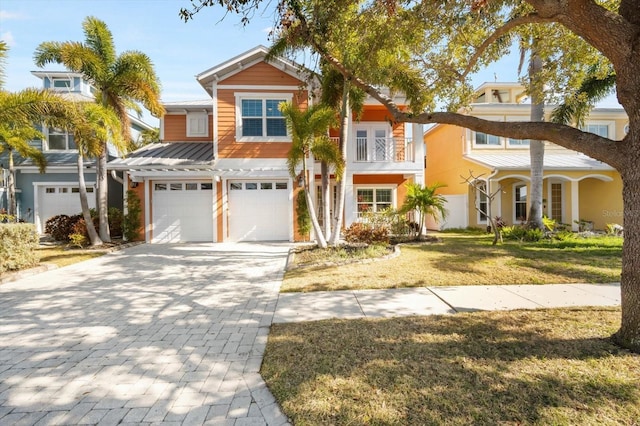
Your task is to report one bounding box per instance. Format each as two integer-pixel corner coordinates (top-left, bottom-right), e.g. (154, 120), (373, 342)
(328, 137), (415, 163)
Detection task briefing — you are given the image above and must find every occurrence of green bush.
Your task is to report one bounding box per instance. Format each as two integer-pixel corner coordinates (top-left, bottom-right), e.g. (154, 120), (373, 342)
(108, 207), (123, 238)
(0, 223), (39, 273)
(123, 190), (142, 241)
(69, 232), (88, 248)
(344, 222), (389, 245)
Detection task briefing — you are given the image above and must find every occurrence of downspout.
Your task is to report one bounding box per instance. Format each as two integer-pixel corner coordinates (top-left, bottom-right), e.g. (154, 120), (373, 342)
(110, 170), (124, 185)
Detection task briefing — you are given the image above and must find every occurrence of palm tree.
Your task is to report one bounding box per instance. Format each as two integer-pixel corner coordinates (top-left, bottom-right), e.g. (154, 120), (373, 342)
(281, 101), (341, 249)
(34, 16), (165, 242)
(399, 182), (448, 240)
(0, 125), (46, 219)
(70, 103), (124, 246)
(0, 42), (75, 221)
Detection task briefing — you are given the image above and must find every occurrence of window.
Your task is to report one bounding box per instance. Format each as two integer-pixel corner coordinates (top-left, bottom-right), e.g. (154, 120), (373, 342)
(475, 132), (501, 146)
(229, 182), (243, 190)
(187, 112), (208, 137)
(260, 182), (273, 190)
(245, 183), (258, 190)
(236, 94), (292, 141)
(47, 127), (76, 150)
(491, 89), (510, 103)
(514, 184), (528, 222)
(275, 182), (288, 190)
(52, 78), (71, 89)
(201, 183), (213, 190)
(170, 183), (183, 191)
(185, 183), (198, 191)
(508, 138), (530, 147)
(550, 183), (563, 221)
(476, 182), (488, 223)
(581, 123), (609, 138)
(356, 188), (393, 217)
(155, 183), (167, 191)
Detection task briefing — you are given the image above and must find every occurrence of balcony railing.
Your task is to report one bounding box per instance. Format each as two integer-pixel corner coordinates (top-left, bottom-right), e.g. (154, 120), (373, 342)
(328, 137), (415, 163)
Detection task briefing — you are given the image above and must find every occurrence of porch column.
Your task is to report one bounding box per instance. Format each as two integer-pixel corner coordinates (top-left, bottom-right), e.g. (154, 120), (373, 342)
(571, 180), (580, 231)
(344, 182), (356, 227)
(144, 179), (151, 243)
(412, 123), (424, 169)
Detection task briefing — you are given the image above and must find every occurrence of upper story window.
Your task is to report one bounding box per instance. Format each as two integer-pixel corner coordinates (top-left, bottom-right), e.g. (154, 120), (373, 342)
(51, 78), (72, 90)
(581, 122), (612, 138)
(47, 127), (76, 151)
(474, 132), (501, 146)
(187, 112), (208, 137)
(235, 93), (292, 142)
(491, 89), (511, 103)
(508, 138), (530, 147)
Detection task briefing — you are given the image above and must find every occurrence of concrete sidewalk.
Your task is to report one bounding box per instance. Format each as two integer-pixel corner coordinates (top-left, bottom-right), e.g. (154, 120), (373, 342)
(273, 283), (621, 323)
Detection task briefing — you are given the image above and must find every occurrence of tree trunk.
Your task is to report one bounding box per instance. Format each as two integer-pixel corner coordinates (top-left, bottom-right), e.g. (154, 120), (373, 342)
(304, 158), (327, 248)
(97, 147), (111, 242)
(321, 161), (331, 238)
(614, 169), (640, 352)
(77, 153), (102, 246)
(329, 83), (350, 246)
(7, 150), (16, 220)
(527, 46), (545, 231)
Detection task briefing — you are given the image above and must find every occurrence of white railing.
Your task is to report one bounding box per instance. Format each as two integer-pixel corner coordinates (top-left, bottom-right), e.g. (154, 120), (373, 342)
(356, 137), (413, 162)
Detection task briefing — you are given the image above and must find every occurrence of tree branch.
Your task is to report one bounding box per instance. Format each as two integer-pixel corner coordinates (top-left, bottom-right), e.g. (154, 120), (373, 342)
(459, 13), (556, 81)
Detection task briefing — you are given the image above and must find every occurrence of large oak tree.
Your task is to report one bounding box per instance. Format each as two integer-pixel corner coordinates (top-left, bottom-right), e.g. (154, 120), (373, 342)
(182, 0), (640, 352)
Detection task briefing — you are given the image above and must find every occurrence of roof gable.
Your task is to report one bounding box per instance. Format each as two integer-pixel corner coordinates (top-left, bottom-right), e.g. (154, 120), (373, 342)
(196, 45), (313, 95)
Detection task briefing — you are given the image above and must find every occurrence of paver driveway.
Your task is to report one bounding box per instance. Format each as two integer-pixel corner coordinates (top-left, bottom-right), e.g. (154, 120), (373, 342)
(0, 243), (291, 426)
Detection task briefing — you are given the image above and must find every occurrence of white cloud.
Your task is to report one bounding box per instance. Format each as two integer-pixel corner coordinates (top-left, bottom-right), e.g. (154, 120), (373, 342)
(0, 31), (15, 47)
(0, 10), (26, 20)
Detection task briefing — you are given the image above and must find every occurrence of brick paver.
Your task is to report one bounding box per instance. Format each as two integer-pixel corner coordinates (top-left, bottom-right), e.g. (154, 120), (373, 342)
(0, 243), (291, 425)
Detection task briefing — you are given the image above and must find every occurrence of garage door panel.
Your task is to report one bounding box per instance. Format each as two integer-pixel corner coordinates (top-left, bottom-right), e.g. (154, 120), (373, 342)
(38, 185), (96, 233)
(228, 180), (289, 241)
(152, 181), (213, 243)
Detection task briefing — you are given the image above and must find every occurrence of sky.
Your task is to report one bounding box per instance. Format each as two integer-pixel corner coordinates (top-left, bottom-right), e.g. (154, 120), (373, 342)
(0, 0), (618, 126)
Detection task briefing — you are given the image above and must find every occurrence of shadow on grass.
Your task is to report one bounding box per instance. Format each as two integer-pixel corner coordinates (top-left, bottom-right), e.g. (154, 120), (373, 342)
(263, 308), (639, 425)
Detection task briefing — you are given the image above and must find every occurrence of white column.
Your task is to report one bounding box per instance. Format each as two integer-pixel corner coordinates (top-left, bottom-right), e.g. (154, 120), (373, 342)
(571, 180), (580, 231)
(412, 123), (424, 170)
(144, 179), (150, 243)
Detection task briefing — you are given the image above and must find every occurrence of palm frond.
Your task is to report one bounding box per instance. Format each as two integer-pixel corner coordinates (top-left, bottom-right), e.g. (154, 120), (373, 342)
(551, 70), (616, 126)
(83, 16), (116, 68)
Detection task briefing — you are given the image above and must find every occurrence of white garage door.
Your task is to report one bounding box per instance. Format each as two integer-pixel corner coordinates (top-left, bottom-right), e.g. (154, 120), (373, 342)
(38, 185), (96, 233)
(152, 181), (213, 243)
(228, 180), (290, 241)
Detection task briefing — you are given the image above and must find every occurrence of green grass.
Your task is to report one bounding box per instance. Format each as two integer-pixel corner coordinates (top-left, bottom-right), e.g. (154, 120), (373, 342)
(282, 233), (622, 292)
(36, 246), (106, 268)
(262, 308), (640, 425)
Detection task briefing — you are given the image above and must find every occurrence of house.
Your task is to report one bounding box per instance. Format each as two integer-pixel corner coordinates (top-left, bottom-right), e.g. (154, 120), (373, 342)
(0, 71), (153, 233)
(423, 82), (626, 231)
(109, 46), (425, 243)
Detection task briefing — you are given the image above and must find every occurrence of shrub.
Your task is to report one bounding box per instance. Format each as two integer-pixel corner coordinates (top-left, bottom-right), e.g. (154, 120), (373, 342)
(69, 233), (88, 248)
(45, 214), (76, 241)
(501, 225), (544, 242)
(542, 215), (557, 232)
(344, 222), (389, 245)
(123, 190), (142, 241)
(0, 223), (39, 273)
(523, 228), (544, 242)
(108, 207), (124, 238)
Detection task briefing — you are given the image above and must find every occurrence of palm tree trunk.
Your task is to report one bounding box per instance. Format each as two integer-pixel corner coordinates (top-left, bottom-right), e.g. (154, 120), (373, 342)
(303, 160), (327, 248)
(97, 146), (111, 242)
(7, 150), (16, 220)
(77, 153), (102, 246)
(321, 161), (331, 238)
(527, 44), (545, 231)
(329, 83), (350, 246)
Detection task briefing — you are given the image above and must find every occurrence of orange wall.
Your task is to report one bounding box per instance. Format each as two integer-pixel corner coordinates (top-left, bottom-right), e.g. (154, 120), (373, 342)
(223, 61), (303, 86)
(163, 114), (213, 142)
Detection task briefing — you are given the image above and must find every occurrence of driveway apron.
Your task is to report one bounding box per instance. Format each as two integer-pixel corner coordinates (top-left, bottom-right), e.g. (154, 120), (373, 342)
(0, 243), (291, 426)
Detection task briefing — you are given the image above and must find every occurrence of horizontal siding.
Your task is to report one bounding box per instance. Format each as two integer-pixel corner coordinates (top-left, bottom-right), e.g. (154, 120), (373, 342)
(222, 62), (303, 86)
(217, 89), (308, 159)
(163, 114), (213, 142)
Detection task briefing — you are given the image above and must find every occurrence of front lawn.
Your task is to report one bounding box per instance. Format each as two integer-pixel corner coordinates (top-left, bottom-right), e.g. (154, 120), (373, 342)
(262, 308), (640, 425)
(282, 233), (622, 292)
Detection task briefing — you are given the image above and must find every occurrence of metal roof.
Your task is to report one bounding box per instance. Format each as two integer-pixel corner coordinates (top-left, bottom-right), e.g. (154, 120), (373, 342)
(108, 142), (214, 170)
(1, 151), (97, 169)
(465, 153), (614, 170)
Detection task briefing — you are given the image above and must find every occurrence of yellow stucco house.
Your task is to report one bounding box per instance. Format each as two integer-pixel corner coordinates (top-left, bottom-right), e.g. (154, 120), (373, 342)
(424, 82), (627, 231)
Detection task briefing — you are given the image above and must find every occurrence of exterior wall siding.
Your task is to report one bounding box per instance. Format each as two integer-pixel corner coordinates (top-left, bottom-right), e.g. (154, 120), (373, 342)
(163, 114), (213, 142)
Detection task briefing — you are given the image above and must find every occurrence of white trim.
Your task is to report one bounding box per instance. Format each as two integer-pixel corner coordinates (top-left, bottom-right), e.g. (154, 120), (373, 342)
(219, 85), (302, 90)
(475, 180), (488, 225)
(353, 185), (397, 219)
(186, 111), (209, 137)
(234, 93), (293, 142)
(513, 182), (528, 224)
(571, 181), (580, 231)
(582, 120), (616, 139)
(222, 177), (228, 242)
(212, 83), (219, 158)
(144, 179), (151, 243)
